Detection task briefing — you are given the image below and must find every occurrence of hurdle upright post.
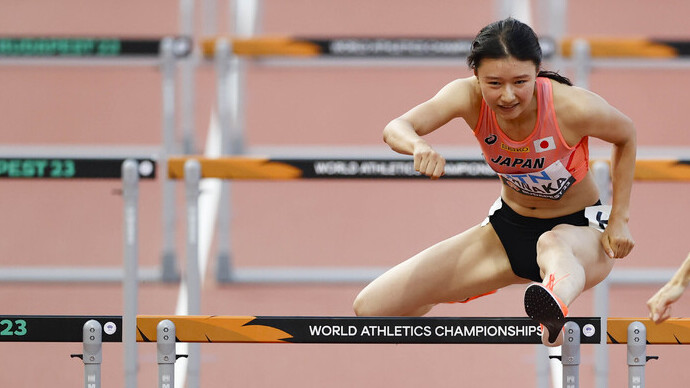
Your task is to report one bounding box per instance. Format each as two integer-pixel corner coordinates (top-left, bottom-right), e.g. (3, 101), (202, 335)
(178, 0), (197, 155)
(572, 39), (591, 89)
(627, 321), (647, 388)
(157, 320), (176, 388)
(213, 37), (238, 283)
(592, 159), (612, 388)
(122, 159), (140, 388)
(562, 321), (581, 388)
(82, 320), (103, 388)
(159, 36), (181, 283)
(592, 160), (612, 205)
(184, 159), (202, 388)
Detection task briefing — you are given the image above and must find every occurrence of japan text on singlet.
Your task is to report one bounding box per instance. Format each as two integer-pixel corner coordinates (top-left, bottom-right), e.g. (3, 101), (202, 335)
(473, 77), (589, 200)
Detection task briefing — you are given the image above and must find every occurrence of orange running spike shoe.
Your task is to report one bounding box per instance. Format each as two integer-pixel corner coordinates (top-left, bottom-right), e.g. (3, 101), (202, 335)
(523, 274), (569, 344)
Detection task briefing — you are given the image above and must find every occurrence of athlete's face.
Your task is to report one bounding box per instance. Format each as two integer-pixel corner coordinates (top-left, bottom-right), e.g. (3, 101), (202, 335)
(475, 57), (538, 121)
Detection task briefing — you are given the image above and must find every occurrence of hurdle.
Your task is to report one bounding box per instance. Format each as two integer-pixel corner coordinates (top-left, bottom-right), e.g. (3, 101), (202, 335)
(200, 33), (557, 287)
(0, 36), (191, 62)
(558, 37), (690, 92)
(198, 32), (690, 282)
(167, 155), (690, 284)
(555, 34), (690, 388)
(0, 154), (162, 282)
(168, 155), (497, 285)
(5, 315), (687, 388)
(200, 28), (690, 387)
(1, 35), (193, 283)
(169, 154), (690, 387)
(582, 155), (690, 388)
(202, 35), (557, 64)
(0, 158), (156, 387)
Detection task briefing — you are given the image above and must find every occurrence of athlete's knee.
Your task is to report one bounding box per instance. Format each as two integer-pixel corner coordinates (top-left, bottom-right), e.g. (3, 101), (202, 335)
(536, 229), (586, 277)
(353, 289), (381, 316)
(536, 228), (570, 252)
(352, 293), (368, 316)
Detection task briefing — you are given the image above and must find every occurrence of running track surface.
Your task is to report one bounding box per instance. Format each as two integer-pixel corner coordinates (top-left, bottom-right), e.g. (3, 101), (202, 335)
(1, 1), (689, 386)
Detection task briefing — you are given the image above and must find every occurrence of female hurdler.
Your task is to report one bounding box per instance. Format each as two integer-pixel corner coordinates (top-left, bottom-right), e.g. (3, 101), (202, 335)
(353, 18), (636, 346)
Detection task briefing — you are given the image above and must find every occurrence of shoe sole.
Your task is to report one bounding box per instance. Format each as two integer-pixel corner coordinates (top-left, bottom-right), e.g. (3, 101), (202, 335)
(524, 284), (566, 344)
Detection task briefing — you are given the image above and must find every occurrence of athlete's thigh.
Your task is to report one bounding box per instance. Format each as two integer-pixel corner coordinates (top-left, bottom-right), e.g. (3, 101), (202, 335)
(360, 223), (523, 311)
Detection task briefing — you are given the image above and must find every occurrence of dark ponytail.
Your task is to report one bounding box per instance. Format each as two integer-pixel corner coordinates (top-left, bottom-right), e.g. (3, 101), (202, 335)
(468, 18), (572, 86)
(537, 70), (572, 86)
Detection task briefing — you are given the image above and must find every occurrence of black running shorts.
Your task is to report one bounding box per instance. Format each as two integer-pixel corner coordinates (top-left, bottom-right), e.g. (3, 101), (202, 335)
(486, 198), (604, 282)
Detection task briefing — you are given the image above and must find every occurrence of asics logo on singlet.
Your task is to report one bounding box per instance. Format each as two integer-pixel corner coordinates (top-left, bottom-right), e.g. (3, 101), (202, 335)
(484, 134), (497, 145)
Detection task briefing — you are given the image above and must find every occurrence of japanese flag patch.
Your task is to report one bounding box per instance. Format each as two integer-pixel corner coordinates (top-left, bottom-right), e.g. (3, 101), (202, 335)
(533, 136), (556, 152)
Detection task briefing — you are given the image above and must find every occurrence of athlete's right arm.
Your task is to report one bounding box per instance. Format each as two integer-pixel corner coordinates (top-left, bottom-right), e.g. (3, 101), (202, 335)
(382, 77), (476, 179)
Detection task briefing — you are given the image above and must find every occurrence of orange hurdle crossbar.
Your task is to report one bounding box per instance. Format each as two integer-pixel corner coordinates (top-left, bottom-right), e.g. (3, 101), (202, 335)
(607, 318), (690, 344)
(200, 36), (557, 59)
(590, 158), (690, 181)
(167, 156), (497, 180)
(169, 156), (690, 181)
(561, 38), (690, 58)
(200, 36), (690, 59)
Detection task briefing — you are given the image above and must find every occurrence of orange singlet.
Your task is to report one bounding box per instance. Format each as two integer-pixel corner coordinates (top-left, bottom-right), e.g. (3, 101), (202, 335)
(473, 77), (589, 200)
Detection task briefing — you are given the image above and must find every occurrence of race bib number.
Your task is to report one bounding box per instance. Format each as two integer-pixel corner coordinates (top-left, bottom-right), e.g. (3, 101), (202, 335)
(498, 160), (575, 200)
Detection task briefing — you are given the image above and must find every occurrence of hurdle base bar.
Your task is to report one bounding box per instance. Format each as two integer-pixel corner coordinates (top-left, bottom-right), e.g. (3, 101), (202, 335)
(215, 266), (688, 285)
(608, 268), (679, 284)
(0, 266), (166, 283)
(219, 266), (389, 284)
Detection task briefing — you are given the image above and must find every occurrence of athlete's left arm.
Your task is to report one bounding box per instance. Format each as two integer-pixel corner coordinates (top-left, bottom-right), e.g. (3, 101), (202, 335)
(566, 87), (637, 259)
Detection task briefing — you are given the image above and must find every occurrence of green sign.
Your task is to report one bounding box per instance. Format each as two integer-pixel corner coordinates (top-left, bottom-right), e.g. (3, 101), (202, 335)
(0, 316), (122, 342)
(0, 37), (191, 57)
(0, 158), (156, 179)
(0, 319), (27, 337)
